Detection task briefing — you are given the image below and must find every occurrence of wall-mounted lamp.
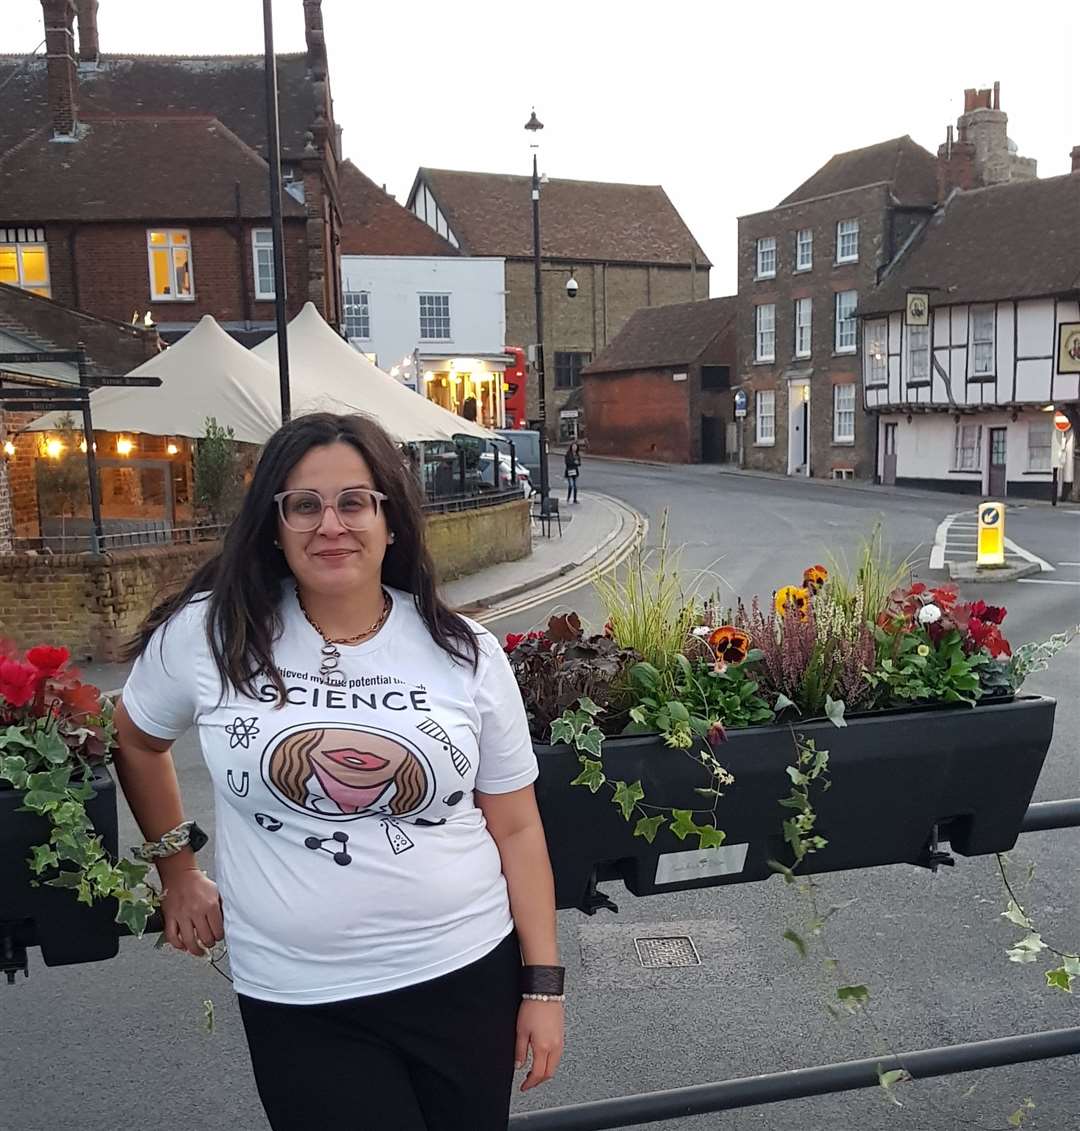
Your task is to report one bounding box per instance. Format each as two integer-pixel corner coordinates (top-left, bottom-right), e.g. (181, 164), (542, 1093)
(116, 436), (134, 456)
(2, 440), (15, 458)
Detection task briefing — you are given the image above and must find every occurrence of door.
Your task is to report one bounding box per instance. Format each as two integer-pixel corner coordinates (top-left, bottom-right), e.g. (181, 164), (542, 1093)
(988, 427), (1007, 497)
(787, 382), (810, 476)
(700, 415), (725, 463)
(882, 423), (898, 486)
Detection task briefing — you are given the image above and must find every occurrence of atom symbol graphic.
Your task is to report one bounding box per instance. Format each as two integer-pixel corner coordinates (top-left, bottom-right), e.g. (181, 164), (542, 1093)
(225, 716), (260, 749)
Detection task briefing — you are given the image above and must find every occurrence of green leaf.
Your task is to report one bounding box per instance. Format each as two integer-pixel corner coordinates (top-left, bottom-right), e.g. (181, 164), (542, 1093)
(783, 929), (807, 959)
(824, 696), (847, 728)
(837, 985), (870, 1010)
(1045, 967), (1074, 993)
(774, 693), (797, 714)
(633, 815), (665, 843)
(115, 898), (152, 937)
(576, 696), (601, 717)
(611, 779), (645, 822)
(28, 843), (59, 874)
(575, 726), (604, 758)
(696, 823), (726, 850)
(877, 1066), (910, 1107)
(570, 759), (606, 793)
(668, 809), (698, 842)
(1006, 932), (1047, 964)
(549, 717), (575, 746)
(666, 700), (691, 724)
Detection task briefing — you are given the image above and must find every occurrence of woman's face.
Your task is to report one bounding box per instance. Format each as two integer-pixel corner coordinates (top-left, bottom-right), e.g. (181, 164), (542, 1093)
(277, 442), (391, 596)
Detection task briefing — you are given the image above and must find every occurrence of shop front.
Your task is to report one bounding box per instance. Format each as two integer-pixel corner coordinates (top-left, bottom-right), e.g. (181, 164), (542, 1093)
(419, 354), (511, 430)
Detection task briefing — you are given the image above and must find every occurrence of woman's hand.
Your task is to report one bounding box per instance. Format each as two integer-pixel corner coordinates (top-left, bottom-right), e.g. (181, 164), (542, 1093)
(515, 1000), (565, 1091)
(160, 866), (224, 957)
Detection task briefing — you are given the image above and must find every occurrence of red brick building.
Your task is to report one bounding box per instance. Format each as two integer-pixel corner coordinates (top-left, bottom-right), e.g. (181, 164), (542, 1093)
(583, 296), (736, 463)
(0, 0), (343, 345)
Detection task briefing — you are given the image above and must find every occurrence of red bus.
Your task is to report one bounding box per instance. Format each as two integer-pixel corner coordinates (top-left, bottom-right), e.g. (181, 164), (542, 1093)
(502, 346), (527, 429)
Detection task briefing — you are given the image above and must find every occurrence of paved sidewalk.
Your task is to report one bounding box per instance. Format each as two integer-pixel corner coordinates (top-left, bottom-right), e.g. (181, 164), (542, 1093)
(82, 490), (643, 692)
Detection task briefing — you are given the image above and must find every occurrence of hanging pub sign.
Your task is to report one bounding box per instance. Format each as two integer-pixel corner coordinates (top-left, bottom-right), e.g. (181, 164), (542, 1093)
(1057, 322), (1080, 374)
(905, 292), (930, 327)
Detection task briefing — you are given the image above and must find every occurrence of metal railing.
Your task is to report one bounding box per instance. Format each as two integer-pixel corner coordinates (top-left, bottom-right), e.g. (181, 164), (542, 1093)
(507, 797), (1080, 1129)
(421, 486), (526, 515)
(13, 521), (228, 554)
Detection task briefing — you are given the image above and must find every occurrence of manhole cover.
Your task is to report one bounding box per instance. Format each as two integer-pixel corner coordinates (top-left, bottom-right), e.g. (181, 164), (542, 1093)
(634, 936), (701, 969)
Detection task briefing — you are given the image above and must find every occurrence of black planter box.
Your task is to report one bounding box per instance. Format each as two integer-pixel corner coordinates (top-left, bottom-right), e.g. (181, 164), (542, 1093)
(0, 765), (120, 967)
(534, 695), (1056, 912)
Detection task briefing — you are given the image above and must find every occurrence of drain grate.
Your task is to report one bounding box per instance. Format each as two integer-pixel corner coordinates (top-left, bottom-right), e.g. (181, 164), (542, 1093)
(634, 935), (701, 969)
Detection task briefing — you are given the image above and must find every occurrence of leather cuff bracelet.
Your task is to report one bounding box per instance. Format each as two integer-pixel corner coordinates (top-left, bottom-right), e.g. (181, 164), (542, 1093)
(520, 964), (565, 996)
(131, 820), (208, 863)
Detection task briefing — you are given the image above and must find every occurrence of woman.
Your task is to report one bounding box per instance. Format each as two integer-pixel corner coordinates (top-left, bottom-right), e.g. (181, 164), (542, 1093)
(563, 443), (581, 504)
(113, 413), (564, 1130)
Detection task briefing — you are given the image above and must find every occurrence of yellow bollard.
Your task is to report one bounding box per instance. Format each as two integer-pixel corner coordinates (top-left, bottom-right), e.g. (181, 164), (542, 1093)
(977, 501), (1005, 567)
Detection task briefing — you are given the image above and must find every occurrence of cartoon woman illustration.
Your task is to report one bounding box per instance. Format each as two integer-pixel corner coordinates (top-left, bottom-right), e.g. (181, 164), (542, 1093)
(265, 726), (431, 818)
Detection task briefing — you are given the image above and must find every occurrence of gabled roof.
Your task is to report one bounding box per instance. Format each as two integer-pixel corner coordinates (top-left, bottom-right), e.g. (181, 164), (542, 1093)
(412, 168), (711, 266)
(0, 54), (314, 161)
(584, 296), (736, 375)
(780, 135), (938, 207)
(0, 115), (306, 223)
(338, 161), (458, 257)
(861, 172), (1080, 314)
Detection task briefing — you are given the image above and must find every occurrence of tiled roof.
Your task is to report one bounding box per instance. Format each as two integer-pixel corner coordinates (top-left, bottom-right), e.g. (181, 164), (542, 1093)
(861, 172), (1080, 314)
(414, 168), (711, 266)
(780, 135), (938, 207)
(0, 115), (306, 222)
(584, 296), (736, 374)
(0, 54), (314, 161)
(339, 161), (458, 256)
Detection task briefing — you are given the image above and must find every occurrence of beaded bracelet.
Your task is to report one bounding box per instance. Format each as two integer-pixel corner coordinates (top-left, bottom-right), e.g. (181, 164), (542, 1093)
(522, 993), (566, 1003)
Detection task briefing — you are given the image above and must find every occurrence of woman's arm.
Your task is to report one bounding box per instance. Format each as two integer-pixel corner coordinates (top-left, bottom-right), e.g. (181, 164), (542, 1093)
(113, 701), (224, 956)
(477, 784), (563, 1090)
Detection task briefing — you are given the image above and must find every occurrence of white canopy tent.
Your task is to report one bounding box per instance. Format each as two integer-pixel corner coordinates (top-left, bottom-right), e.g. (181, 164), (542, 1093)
(253, 302), (495, 443)
(27, 315), (282, 444)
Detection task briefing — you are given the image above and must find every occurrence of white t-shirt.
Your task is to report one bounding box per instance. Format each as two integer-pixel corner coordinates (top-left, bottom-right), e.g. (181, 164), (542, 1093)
(121, 585), (537, 1005)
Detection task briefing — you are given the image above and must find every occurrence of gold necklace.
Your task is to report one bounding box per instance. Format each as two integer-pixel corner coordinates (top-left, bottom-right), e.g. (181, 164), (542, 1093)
(296, 587), (391, 681)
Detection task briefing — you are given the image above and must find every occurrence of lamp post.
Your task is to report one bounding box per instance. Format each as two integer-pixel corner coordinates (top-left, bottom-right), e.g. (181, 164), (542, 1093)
(525, 108), (551, 509)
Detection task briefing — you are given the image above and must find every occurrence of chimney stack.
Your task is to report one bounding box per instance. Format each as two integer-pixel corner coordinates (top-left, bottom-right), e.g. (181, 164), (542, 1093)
(40, 0), (78, 137)
(1072, 145), (1080, 174)
(76, 0), (99, 65)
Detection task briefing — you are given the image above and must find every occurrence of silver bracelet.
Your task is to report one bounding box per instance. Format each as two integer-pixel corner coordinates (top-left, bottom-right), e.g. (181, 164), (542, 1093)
(522, 993), (566, 1003)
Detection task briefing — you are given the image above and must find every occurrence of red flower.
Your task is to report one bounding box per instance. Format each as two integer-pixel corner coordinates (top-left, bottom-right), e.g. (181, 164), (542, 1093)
(57, 680), (104, 718)
(0, 657), (42, 709)
(707, 720), (727, 747)
(968, 618), (1012, 658)
(504, 633), (525, 653)
(26, 644), (70, 676)
(967, 600), (1006, 626)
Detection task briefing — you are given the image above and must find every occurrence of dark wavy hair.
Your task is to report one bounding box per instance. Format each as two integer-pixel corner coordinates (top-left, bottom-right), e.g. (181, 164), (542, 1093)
(127, 413), (479, 702)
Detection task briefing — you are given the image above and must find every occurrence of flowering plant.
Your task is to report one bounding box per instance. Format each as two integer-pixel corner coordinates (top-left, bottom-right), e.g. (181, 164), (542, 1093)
(0, 640), (157, 934)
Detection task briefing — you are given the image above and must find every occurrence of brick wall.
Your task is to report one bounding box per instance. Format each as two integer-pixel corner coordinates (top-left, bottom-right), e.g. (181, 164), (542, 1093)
(503, 258), (708, 433)
(737, 184), (890, 479)
(44, 221), (309, 327)
(426, 497), (530, 584)
(584, 368), (692, 462)
(0, 542), (217, 661)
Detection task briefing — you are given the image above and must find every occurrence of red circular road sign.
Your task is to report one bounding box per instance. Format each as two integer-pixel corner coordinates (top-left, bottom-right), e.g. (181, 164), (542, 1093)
(1054, 412), (1071, 432)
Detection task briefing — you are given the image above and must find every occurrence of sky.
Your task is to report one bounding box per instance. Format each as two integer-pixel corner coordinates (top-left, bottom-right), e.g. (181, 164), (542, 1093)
(7, 0), (1079, 296)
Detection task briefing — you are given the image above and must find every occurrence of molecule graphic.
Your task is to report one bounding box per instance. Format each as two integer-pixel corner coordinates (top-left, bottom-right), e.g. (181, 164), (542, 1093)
(225, 717), (260, 750)
(304, 831), (352, 866)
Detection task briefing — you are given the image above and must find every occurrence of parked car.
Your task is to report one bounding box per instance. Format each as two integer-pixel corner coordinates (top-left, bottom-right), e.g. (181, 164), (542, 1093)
(495, 429), (542, 484)
(480, 451), (532, 493)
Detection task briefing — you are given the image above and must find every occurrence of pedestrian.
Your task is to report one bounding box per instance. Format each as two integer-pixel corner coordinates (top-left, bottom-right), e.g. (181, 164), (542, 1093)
(564, 442), (581, 504)
(113, 413), (564, 1131)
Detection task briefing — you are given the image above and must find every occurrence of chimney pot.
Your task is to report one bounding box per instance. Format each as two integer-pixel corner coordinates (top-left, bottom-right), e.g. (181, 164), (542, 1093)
(40, 0), (78, 137)
(1072, 145), (1080, 174)
(993, 80), (1000, 110)
(76, 0), (99, 64)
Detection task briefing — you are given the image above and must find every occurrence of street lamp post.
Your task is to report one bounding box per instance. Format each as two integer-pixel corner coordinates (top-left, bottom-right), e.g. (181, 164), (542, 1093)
(525, 109), (551, 509)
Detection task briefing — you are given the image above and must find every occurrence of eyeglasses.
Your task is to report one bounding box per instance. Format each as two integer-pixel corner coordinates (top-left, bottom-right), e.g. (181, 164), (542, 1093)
(274, 488), (388, 532)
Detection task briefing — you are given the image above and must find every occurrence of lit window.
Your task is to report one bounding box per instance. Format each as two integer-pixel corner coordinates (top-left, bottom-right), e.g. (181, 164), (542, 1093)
(833, 383), (856, 443)
(0, 231), (51, 297)
(756, 237), (776, 279)
(796, 228), (813, 271)
(866, 321), (888, 385)
(419, 293), (451, 340)
(755, 303), (775, 362)
(252, 229), (275, 300)
(836, 218), (859, 263)
(1027, 419), (1053, 471)
(756, 389), (775, 445)
(953, 423), (982, 471)
(908, 324), (930, 382)
(834, 290), (858, 353)
(972, 307), (994, 375)
(146, 229), (193, 301)
(343, 290), (371, 340)
(795, 298), (812, 358)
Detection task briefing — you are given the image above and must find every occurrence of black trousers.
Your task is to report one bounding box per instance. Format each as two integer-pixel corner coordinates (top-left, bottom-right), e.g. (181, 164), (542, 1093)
(239, 932), (520, 1131)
